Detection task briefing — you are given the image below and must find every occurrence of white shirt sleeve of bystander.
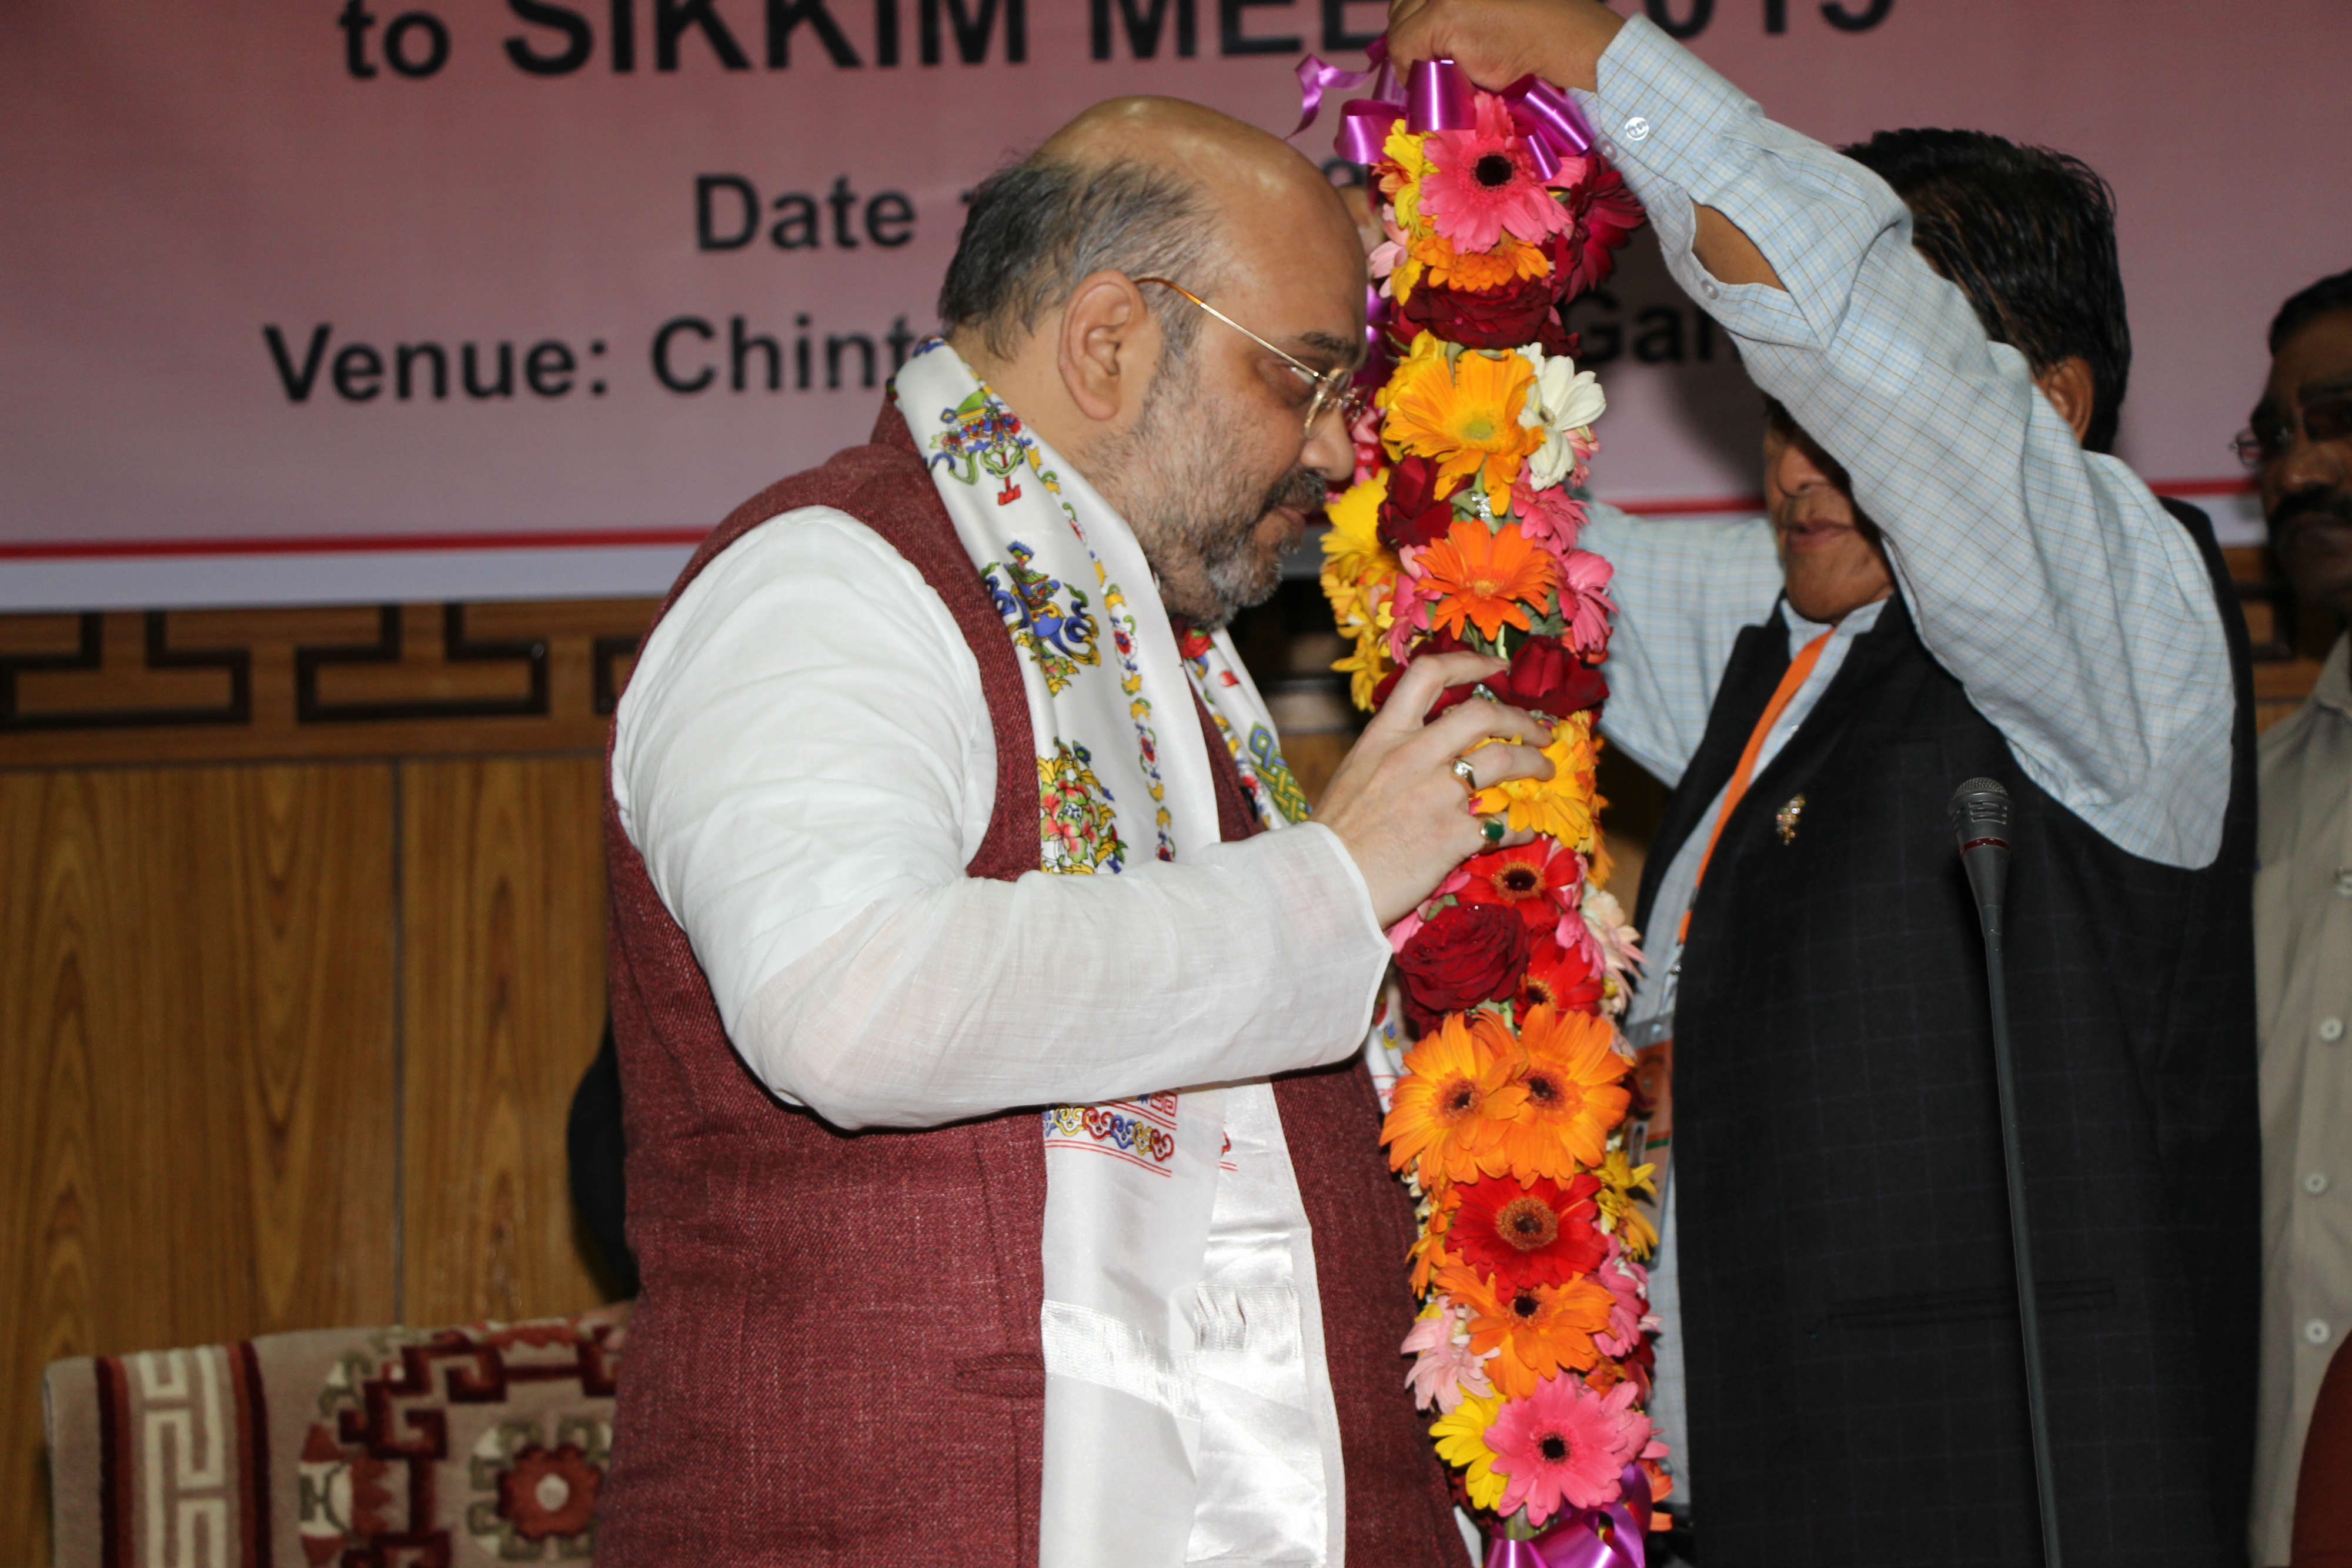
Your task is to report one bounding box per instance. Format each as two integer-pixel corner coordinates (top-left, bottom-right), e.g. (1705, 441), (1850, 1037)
(612, 506), (1392, 1131)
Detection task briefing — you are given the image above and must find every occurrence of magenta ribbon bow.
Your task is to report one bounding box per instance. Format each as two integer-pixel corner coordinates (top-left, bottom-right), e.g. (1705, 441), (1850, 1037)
(1297, 41), (1598, 176)
(1481, 1463), (1653, 1568)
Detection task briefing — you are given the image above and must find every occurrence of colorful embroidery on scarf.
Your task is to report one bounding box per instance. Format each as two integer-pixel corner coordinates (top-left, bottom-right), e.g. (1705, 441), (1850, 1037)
(1037, 741), (1125, 875)
(1245, 724), (1312, 826)
(1041, 1091), (1179, 1176)
(1101, 583), (1175, 860)
(983, 542), (1100, 694)
(926, 389), (1030, 506)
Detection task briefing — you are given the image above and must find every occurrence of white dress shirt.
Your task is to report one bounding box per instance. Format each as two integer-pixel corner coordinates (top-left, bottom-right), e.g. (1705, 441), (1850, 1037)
(2252, 633), (2352, 1565)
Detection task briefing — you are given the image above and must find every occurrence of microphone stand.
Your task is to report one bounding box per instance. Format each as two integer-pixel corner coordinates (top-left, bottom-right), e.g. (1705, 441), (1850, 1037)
(1950, 777), (2062, 1568)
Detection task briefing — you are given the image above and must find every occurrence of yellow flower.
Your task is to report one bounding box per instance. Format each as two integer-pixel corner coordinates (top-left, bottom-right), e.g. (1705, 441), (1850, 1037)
(1430, 1390), (1510, 1512)
(1382, 345), (1545, 496)
(1380, 125), (1431, 235)
(1320, 470), (1396, 591)
(1334, 623), (1392, 711)
(1594, 1144), (1660, 1259)
(1475, 710), (1603, 849)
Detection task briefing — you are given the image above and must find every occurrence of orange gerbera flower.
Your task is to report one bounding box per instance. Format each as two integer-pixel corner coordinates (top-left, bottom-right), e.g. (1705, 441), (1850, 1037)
(1409, 226), (1552, 294)
(1382, 344), (1545, 494)
(1418, 519), (1558, 644)
(1488, 1004), (1633, 1178)
(1383, 1011), (1529, 1190)
(1442, 1264), (1618, 1399)
(1409, 1206), (1459, 1295)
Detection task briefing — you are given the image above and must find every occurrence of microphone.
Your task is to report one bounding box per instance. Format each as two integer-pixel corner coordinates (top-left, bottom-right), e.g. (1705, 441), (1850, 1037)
(1949, 775), (2062, 1568)
(1950, 776), (2011, 938)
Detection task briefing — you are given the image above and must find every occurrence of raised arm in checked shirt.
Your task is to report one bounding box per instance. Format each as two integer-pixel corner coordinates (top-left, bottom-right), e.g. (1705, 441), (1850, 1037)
(1394, 1), (2236, 868)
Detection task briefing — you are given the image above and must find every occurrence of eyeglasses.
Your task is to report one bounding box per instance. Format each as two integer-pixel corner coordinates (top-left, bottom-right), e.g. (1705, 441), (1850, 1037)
(2233, 392), (2352, 470)
(1134, 276), (1368, 439)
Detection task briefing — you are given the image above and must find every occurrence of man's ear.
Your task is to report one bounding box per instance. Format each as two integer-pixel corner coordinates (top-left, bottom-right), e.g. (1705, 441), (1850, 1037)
(2034, 355), (2098, 444)
(1056, 271), (1152, 424)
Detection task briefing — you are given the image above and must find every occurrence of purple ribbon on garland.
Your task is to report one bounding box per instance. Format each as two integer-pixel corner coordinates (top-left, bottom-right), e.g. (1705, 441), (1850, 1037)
(1482, 1463), (1653, 1568)
(1297, 43), (1599, 176)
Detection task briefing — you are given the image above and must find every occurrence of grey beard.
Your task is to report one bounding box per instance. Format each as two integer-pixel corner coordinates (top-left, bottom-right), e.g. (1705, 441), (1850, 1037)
(1101, 367), (1326, 630)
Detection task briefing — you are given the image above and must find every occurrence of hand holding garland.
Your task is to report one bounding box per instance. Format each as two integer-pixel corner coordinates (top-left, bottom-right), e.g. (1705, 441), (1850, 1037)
(1320, 649), (1556, 928)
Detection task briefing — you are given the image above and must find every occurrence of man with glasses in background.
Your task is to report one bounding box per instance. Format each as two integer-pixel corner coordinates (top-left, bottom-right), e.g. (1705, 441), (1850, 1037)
(593, 94), (1553, 1567)
(2246, 266), (2352, 1568)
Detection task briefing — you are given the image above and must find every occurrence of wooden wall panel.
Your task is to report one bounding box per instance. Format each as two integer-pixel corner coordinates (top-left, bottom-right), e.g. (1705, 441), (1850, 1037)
(0, 764), (398, 1568)
(399, 756), (610, 1327)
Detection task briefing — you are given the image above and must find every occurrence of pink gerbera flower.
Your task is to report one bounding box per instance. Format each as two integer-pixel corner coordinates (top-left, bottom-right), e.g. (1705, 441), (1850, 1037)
(1555, 549), (1618, 656)
(1487, 1376), (1653, 1524)
(1387, 549), (1438, 663)
(1593, 1236), (1653, 1358)
(1509, 473), (1590, 555)
(1421, 96), (1573, 255)
(1403, 1298), (1496, 1413)
(1348, 400), (1385, 489)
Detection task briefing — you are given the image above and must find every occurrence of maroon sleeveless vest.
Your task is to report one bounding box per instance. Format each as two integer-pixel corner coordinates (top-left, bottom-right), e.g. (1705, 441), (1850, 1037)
(596, 406), (1459, 1566)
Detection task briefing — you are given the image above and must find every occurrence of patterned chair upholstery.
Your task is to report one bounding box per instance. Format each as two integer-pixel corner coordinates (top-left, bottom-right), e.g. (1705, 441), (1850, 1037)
(44, 1305), (627, 1567)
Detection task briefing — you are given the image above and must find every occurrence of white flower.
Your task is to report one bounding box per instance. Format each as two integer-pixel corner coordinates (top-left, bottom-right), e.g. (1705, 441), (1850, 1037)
(1514, 347), (1606, 489)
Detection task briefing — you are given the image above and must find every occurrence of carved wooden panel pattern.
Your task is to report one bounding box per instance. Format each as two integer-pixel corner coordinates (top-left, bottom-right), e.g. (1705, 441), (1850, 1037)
(0, 600), (654, 768)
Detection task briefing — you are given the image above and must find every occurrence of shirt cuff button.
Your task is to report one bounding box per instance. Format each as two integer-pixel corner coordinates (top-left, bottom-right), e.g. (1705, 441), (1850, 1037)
(1622, 116), (1652, 142)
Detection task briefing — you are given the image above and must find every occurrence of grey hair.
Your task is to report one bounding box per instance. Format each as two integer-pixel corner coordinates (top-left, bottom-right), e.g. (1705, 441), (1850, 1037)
(937, 155), (1218, 361)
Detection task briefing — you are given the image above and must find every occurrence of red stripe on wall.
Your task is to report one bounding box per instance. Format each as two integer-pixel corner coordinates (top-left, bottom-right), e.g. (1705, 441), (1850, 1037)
(0, 479), (2255, 561)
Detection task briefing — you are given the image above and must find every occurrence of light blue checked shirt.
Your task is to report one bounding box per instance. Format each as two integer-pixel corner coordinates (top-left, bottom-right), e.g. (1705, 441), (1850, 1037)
(1578, 13), (2234, 867)
(1563, 16), (2238, 1513)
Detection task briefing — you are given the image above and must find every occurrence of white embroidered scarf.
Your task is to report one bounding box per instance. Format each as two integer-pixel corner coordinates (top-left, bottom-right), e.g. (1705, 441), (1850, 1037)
(894, 342), (1317, 1566)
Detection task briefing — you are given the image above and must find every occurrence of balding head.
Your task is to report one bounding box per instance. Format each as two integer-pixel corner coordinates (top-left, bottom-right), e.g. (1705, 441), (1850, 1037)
(940, 96), (1361, 360)
(935, 96), (1367, 629)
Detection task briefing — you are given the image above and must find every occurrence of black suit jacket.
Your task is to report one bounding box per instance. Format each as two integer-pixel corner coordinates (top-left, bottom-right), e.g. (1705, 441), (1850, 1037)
(1634, 500), (2258, 1566)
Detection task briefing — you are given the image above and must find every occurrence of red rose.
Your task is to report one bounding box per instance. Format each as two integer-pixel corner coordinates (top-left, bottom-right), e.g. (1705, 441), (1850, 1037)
(1377, 454), (1459, 552)
(1399, 269), (1554, 349)
(1399, 271), (1582, 358)
(1398, 902), (1530, 1034)
(1556, 165), (1644, 298)
(1489, 635), (1609, 720)
(1374, 633), (1609, 722)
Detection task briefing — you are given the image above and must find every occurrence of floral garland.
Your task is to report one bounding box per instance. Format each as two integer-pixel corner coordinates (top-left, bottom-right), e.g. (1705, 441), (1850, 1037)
(1314, 64), (1670, 1556)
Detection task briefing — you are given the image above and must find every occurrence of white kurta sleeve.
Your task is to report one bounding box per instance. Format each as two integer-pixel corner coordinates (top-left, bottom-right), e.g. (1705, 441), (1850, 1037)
(613, 507), (1392, 1131)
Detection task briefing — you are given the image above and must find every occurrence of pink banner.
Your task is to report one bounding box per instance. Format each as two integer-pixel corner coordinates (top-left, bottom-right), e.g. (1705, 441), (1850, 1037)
(2, 0), (2341, 607)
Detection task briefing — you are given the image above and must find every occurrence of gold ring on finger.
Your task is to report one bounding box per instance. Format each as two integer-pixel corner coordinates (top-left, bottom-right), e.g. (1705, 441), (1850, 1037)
(1450, 755), (1479, 801)
(1481, 813), (1507, 846)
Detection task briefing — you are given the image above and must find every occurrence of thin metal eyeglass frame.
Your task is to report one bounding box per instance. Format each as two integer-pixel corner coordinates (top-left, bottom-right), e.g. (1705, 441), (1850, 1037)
(2234, 392), (2352, 470)
(1134, 276), (1367, 437)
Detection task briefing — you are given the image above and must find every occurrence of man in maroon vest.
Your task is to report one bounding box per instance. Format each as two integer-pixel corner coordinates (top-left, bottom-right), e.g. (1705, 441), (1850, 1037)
(597, 96), (1560, 1566)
